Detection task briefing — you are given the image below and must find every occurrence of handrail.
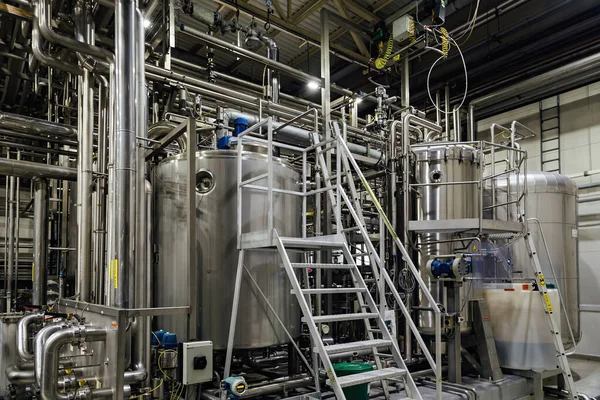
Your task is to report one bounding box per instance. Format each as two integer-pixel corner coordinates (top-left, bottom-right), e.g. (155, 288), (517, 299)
(336, 134), (443, 400)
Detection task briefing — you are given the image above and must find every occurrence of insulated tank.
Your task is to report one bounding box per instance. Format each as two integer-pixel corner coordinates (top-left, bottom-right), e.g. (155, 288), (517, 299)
(487, 172), (580, 349)
(153, 150), (301, 349)
(413, 143), (482, 334)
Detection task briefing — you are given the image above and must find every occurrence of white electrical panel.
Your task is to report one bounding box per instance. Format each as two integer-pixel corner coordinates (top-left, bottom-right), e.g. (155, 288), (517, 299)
(393, 15), (414, 43)
(180, 341), (213, 385)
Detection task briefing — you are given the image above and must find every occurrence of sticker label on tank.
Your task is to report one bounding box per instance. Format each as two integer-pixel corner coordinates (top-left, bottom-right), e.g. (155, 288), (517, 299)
(572, 229), (578, 238)
(543, 293), (553, 313)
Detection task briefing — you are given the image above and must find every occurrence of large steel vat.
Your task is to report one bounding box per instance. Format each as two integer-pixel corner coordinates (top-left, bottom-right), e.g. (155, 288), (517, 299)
(153, 150), (301, 349)
(413, 143), (482, 334)
(488, 171), (580, 349)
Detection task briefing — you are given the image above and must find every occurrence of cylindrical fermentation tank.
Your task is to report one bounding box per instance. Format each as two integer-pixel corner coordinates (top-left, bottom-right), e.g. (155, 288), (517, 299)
(488, 171), (580, 349)
(413, 143), (482, 334)
(153, 149), (301, 349)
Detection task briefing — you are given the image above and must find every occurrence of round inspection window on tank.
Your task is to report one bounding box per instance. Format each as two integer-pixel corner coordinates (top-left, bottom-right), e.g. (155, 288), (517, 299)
(429, 169), (443, 183)
(196, 170), (215, 194)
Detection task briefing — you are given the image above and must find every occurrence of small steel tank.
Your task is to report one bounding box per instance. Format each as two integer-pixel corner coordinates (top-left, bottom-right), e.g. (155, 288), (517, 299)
(487, 171), (580, 349)
(153, 150), (301, 349)
(412, 143), (482, 334)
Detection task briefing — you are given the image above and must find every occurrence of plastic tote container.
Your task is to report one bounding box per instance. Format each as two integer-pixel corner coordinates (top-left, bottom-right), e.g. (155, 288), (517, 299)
(333, 362), (374, 400)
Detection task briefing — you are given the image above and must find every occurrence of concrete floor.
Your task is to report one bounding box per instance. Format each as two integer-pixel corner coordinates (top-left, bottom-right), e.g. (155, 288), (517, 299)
(571, 356), (600, 397)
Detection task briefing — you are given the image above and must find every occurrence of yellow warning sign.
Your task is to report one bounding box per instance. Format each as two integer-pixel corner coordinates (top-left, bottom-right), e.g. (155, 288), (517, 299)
(539, 273), (546, 286)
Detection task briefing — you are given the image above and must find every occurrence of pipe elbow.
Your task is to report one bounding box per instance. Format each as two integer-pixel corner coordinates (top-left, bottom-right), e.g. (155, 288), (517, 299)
(6, 365), (35, 385)
(17, 313), (43, 362)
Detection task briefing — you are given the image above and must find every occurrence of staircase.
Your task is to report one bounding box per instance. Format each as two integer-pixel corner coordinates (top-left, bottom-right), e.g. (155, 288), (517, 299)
(234, 116), (443, 400)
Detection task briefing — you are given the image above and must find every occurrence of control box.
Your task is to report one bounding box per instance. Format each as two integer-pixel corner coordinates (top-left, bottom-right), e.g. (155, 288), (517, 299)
(393, 15), (414, 43)
(177, 341), (213, 385)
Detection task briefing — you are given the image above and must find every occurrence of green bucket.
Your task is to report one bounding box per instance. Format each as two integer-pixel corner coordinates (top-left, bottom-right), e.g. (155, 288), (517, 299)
(333, 362), (374, 400)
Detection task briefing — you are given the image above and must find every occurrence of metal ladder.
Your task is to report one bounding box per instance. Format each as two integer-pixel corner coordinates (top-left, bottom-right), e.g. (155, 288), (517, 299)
(276, 232), (418, 399)
(539, 96), (561, 173)
(523, 231), (577, 400)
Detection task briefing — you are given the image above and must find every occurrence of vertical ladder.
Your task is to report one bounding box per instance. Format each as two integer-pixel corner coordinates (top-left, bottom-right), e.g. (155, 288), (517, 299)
(539, 96), (561, 173)
(523, 231), (577, 400)
(275, 231), (421, 400)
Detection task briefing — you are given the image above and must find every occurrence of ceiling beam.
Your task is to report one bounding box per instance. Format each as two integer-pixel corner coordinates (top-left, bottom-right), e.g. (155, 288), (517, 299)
(342, 0), (380, 23)
(290, 0), (328, 24)
(290, 0), (391, 67)
(331, 0), (370, 57)
(271, 0), (287, 21)
(215, 0), (370, 64)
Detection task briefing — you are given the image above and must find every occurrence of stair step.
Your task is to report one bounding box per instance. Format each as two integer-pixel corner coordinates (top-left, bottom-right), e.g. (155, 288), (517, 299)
(307, 313), (379, 323)
(280, 235), (344, 249)
(324, 339), (391, 355)
(291, 263), (354, 270)
(301, 288), (366, 294)
(329, 367), (407, 388)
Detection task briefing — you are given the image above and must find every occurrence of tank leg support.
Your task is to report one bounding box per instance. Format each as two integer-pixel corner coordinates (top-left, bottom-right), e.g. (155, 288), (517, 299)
(223, 249), (245, 383)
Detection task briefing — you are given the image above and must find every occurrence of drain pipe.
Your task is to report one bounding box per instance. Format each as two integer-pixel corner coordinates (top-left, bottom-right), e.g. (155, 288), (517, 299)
(40, 326), (107, 400)
(17, 313), (43, 362)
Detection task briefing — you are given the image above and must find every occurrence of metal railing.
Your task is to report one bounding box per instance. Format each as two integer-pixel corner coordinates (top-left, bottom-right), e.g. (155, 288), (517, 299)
(235, 115), (442, 400)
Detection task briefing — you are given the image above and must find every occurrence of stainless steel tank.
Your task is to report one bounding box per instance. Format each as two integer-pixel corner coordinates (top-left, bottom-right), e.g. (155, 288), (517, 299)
(153, 150), (301, 349)
(487, 171), (580, 349)
(412, 143), (482, 334)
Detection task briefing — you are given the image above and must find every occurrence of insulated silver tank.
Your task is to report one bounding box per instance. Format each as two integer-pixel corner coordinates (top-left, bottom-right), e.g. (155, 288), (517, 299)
(488, 172), (580, 349)
(153, 150), (301, 349)
(413, 143), (482, 334)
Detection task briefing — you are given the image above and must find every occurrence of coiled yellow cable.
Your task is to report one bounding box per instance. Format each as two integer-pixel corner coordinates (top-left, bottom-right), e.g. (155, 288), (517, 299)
(375, 35), (394, 69)
(440, 27), (450, 56)
(408, 18), (416, 44)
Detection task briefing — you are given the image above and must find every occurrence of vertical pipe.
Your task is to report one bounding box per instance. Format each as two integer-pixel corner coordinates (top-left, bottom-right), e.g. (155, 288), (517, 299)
(32, 179), (49, 306)
(7, 170), (15, 311)
(14, 151), (20, 300)
(320, 8), (333, 316)
(3, 149), (8, 311)
(186, 117), (197, 338)
(112, 0), (138, 308)
(144, 181), (152, 387)
(266, 43), (279, 105)
(95, 80), (108, 304)
(75, 0), (94, 302)
(435, 91), (441, 126)
(468, 104), (475, 141)
(445, 84), (450, 139)
(133, 8), (149, 382)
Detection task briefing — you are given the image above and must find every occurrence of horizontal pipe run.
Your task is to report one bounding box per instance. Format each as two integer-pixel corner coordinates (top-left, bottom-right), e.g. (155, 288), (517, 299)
(0, 158), (78, 181)
(0, 112), (77, 138)
(179, 24), (321, 84)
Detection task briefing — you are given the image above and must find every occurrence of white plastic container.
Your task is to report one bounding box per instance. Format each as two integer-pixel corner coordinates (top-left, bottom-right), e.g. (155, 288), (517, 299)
(483, 283), (560, 370)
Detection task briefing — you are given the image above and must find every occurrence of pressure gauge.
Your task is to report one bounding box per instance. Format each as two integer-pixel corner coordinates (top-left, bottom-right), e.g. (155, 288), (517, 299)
(321, 324), (330, 335)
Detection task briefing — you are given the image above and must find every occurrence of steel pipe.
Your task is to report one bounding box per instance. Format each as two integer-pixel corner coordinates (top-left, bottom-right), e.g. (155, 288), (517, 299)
(222, 109), (383, 159)
(7, 364), (35, 384)
(111, 0), (138, 308)
(179, 24), (321, 84)
(32, 179), (49, 306)
(74, 0), (94, 303)
(40, 326), (107, 400)
(31, 0), (83, 76)
(17, 313), (43, 362)
(34, 323), (66, 385)
(0, 158), (77, 181)
(0, 112), (77, 138)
